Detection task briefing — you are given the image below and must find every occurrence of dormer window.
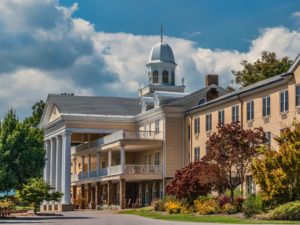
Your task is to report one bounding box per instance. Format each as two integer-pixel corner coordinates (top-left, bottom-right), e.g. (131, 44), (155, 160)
(162, 71), (169, 83)
(153, 71), (159, 83)
(197, 98), (205, 105)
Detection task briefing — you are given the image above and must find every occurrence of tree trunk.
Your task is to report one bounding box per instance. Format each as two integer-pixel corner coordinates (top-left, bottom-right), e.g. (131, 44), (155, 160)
(34, 203), (37, 214)
(230, 189), (234, 204)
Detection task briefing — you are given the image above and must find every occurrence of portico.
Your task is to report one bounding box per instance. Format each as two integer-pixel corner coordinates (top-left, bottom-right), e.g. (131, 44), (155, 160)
(42, 130), (73, 211)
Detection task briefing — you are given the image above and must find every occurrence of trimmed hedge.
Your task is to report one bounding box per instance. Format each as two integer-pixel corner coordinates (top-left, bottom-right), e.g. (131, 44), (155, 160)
(268, 201), (300, 221)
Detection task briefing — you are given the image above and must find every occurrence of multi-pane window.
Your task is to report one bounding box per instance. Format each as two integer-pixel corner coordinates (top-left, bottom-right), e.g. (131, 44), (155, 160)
(153, 71), (159, 83)
(194, 147), (200, 161)
(246, 175), (256, 194)
(154, 152), (160, 165)
(218, 109), (225, 125)
(162, 71), (169, 83)
(232, 105), (239, 122)
(148, 154), (152, 165)
(247, 101), (254, 121)
(194, 117), (200, 134)
(206, 113), (212, 131)
(155, 119), (160, 134)
(280, 90), (289, 113)
(262, 96), (271, 117)
(265, 131), (271, 146)
(296, 85), (300, 106)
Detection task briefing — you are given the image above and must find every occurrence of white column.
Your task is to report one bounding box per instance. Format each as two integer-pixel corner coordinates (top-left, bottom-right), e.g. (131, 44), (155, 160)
(108, 150), (112, 167)
(43, 140), (51, 183)
(55, 136), (62, 192)
(49, 138), (57, 188)
(61, 131), (72, 205)
(120, 146), (125, 173)
(87, 154), (91, 177)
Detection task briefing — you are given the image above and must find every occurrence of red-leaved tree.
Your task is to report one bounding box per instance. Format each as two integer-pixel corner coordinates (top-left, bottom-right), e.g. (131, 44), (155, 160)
(166, 161), (223, 204)
(205, 122), (266, 202)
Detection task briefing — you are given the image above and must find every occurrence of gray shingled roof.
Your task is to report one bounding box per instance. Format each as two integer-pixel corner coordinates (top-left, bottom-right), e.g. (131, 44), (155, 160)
(167, 84), (227, 107)
(187, 72), (291, 112)
(48, 94), (141, 116)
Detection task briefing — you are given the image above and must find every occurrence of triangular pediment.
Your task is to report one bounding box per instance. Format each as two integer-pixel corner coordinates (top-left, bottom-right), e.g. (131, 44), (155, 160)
(48, 105), (61, 123)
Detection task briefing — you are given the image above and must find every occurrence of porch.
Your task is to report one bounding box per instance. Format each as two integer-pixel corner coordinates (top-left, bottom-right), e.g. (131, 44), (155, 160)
(71, 179), (163, 209)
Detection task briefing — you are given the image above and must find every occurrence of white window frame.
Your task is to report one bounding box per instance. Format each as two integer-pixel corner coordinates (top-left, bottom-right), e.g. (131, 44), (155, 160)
(262, 96), (271, 117)
(218, 109), (225, 125)
(155, 119), (160, 134)
(194, 147), (200, 162)
(280, 90), (289, 113)
(206, 113), (212, 131)
(296, 85), (300, 107)
(246, 100), (254, 121)
(232, 105), (239, 122)
(194, 117), (200, 134)
(265, 131), (271, 146)
(154, 152), (160, 165)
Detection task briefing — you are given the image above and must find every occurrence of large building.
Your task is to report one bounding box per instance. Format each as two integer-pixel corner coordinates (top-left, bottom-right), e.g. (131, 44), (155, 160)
(40, 37), (300, 211)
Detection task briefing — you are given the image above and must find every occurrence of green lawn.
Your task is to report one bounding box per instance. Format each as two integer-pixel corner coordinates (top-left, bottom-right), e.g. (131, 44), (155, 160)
(120, 210), (300, 224)
(15, 206), (34, 211)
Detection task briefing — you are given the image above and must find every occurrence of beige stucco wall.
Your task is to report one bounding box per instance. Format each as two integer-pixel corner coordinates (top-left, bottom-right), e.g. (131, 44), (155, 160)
(165, 116), (184, 177)
(188, 69), (300, 162)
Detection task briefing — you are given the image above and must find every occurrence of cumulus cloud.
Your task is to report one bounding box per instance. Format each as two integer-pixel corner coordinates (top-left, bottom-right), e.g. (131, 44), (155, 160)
(0, 0), (299, 118)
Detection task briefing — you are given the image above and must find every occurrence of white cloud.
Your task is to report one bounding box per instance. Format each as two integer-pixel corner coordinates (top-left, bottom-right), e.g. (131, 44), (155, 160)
(292, 11), (300, 18)
(0, 0), (299, 119)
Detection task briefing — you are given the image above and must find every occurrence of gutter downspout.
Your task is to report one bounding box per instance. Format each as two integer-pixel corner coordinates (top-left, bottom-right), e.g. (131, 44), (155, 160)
(187, 112), (192, 164)
(237, 94), (244, 129)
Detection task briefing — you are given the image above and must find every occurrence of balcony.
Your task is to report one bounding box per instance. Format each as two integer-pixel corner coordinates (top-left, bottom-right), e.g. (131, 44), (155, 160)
(71, 164), (162, 182)
(73, 130), (162, 153)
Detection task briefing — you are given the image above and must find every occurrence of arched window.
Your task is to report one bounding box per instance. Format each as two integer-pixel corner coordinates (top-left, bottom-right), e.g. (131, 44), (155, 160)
(153, 71), (159, 83)
(171, 71), (175, 85)
(162, 71), (169, 83)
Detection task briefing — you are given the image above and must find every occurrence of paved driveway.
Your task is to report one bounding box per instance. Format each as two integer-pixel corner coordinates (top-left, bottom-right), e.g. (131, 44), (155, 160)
(0, 210), (234, 225)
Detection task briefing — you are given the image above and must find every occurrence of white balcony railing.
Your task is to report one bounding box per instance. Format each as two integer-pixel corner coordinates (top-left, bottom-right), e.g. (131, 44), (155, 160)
(71, 164), (162, 182)
(74, 130), (162, 153)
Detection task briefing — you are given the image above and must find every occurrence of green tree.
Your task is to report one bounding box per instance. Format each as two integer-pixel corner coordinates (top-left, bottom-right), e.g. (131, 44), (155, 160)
(16, 178), (62, 214)
(251, 122), (300, 206)
(23, 100), (45, 127)
(232, 51), (292, 87)
(0, 108), (44, 192)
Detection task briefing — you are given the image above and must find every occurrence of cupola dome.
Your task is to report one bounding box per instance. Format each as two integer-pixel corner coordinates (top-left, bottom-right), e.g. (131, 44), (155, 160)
(147, 42), (176, 65)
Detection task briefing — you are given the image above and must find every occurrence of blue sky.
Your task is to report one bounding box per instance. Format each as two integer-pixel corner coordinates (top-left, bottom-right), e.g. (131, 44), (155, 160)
(0, 0), (300, 119)
(60, 0), (300, 51)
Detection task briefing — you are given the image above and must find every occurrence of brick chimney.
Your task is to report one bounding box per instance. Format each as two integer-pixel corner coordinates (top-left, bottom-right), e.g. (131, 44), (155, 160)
(205, 74), (219, 101)
(205, 74), (219, 87)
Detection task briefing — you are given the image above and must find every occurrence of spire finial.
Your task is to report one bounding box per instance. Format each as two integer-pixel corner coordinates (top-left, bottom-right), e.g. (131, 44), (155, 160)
(160, 24), (163, 43)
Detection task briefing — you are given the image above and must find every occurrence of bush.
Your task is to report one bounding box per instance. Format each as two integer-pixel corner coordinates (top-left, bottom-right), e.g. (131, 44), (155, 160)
(217, 194), (230, 207)
(194, 196), (220, 215)
(222, 203), (237, 214)
(234, 196), (245, 212)
(242, 195), (263, 218)
(164, 199), (182, 214)
(268, 201), (300, 221)
(151, 199), (165, 211)
(0, 199), (15, 210)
